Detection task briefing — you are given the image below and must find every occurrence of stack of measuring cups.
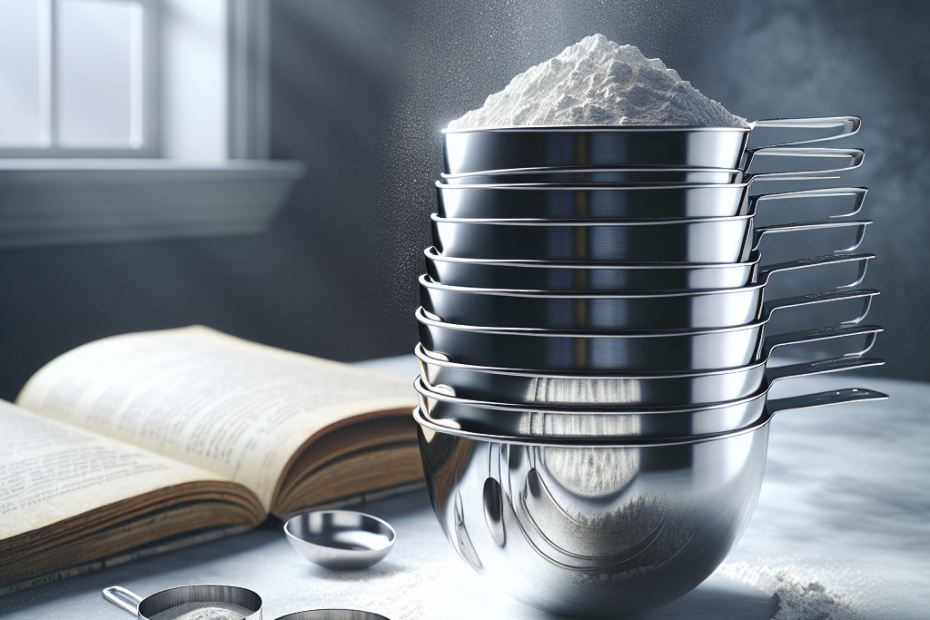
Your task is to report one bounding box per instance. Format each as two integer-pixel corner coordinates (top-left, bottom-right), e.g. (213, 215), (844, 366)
(417, 117), (884, 433)
(411, 118), (886, 615)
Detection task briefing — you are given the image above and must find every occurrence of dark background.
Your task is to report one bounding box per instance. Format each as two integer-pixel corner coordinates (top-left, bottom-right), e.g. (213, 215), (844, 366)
(1, 0), (926, 400)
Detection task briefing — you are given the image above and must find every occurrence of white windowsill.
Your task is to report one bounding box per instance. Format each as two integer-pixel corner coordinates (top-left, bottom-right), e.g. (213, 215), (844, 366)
(0, 159), (304, 248)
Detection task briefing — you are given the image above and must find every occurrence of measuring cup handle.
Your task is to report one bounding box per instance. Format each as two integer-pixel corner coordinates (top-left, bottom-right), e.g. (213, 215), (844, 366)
(747, 116), (861, 149)
(765, 356), (885, 384)
(102, 586), (143, 615)
(742, 147), (864, 180)
(761, 288), (879, 324)
(762, 323), (883, 359)
(752, 219), (871, 253)
(749, 187), (868, 218)
(759, 252), (874, 289)
(766, 387), (888, 418)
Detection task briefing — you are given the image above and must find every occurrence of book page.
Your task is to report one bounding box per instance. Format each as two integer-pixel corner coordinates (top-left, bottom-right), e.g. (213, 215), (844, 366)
(17, 326), (417, 512)
(0, 400), (228, 540)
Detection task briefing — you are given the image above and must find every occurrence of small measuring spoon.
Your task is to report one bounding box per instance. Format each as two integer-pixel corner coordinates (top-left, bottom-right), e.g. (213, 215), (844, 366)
(284, 510), (395, 570)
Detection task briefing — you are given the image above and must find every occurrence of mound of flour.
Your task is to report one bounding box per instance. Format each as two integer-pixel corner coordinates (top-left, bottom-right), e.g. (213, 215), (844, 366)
(449, 34), (747, 129)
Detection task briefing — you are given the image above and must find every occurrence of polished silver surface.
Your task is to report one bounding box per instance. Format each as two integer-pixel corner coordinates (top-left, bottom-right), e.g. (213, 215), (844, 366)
(424, 247), (874, 292)
(440, 147), (863, 186)
(414, 385), (888, 616)
(415, 335), (884, 407)
(418, 273), (878, 330)
(414, 355), (883, 437)
(102, 584), (263, 620)
(284, 510), (396, 570)
(274, 611), (390, 620)
(430, 213), (871, 263)
(441, 117), (860, 175)
(436, 183), (866, 220)
(416, 307), (882, 372)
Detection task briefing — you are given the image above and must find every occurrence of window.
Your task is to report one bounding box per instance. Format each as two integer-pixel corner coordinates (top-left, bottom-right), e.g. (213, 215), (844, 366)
(0, 0), (302, 247)
(0, 0), (157, 157)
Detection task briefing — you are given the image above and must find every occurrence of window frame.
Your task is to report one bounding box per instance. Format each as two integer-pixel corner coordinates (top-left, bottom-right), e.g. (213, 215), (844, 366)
(0, 0), (160, 159)
(0, 0), (304, 249)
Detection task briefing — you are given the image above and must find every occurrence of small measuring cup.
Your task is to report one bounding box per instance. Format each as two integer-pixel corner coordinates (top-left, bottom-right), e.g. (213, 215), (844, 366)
(275, 611), (389, 620)
(103, 584), (263, 620)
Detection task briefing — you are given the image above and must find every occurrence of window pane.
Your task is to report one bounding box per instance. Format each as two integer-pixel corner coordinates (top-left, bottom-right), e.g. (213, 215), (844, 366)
(57, 0), (143, 148)
(0, 0), (49, 146)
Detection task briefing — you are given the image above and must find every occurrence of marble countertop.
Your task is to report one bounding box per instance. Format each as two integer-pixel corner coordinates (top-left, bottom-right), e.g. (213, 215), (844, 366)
(1, 355), (927, 620)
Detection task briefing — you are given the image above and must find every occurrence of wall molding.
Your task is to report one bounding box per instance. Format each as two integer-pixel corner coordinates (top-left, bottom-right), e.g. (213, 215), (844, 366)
(0, 159), (303, 248)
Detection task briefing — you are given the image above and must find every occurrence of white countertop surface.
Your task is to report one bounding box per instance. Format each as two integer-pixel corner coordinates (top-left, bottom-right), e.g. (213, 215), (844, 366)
(1, 355), (926, 620)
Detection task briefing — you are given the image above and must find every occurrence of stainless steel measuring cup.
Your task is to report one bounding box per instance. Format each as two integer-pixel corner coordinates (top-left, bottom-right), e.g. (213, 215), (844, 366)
(423, 247), (874, 292)
(418, 273), (877, 330)
(442, 166), (751, 186)
(430, 213), (871, 263)
(415, 306), (882, 372)
(439, 147), (863, 185)
(415, 321), (883, 407)
(103, 585), (262, 620)
(414, 353), (883, 438)
(435, 183), (867, 221)
(441, 116), (860, 174)
(274, 612), (389, 620)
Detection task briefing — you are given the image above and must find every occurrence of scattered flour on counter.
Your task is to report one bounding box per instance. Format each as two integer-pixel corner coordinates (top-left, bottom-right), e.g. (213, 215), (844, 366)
(718, 561), (877, 620)
(449, 34), (748, 129)
(261, 554), (459, 620)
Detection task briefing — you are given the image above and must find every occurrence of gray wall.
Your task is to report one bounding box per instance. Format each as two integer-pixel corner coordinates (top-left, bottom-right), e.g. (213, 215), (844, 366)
(0, 0), (926, 401)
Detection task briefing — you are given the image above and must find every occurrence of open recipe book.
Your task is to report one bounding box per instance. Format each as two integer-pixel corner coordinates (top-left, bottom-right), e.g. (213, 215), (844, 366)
(0, 326), (422, 594)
